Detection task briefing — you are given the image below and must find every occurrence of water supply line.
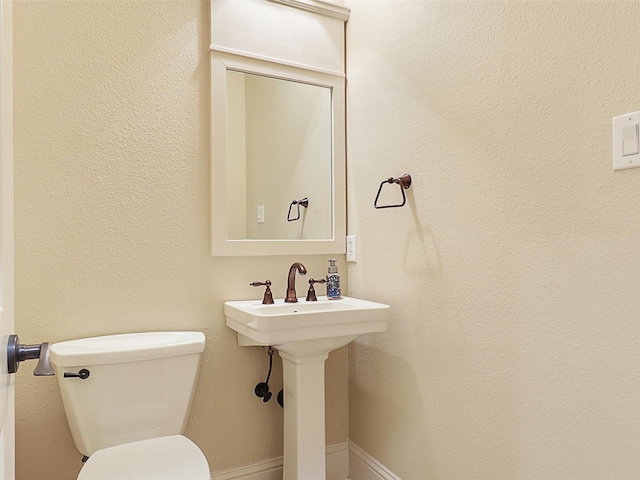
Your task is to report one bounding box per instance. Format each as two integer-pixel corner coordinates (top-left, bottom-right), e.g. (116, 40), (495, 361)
(254, 346), (275, 403)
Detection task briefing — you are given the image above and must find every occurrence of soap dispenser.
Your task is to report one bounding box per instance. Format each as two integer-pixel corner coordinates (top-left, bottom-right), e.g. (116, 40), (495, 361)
(327, 259), (341, 300)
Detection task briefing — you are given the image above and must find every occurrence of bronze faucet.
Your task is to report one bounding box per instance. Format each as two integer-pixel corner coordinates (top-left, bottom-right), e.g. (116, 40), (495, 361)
(285, 262), (307, 303)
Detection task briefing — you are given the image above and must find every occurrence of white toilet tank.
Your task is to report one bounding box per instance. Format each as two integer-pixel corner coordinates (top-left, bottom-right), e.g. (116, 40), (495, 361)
(50, 331), (206, 457)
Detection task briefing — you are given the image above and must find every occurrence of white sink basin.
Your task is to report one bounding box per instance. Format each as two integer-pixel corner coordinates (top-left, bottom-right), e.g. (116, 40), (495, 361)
(225, 296), (389, 355)
(225, 295), (390, 479)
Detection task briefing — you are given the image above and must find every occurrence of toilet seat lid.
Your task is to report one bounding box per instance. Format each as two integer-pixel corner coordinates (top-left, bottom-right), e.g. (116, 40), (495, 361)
(77, 435), (210, 480)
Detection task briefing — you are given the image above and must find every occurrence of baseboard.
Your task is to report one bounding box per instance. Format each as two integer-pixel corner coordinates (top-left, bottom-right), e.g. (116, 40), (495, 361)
(326, 441), (350, 480)
(209, 440), (400, 480)
(348, 441), (401, 480)
(210, 455), (283, 480)
(210, 440), (349, 480)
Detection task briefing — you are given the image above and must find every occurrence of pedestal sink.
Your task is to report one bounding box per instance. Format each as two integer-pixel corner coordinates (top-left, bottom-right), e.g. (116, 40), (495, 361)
(225, 296), (390, 480)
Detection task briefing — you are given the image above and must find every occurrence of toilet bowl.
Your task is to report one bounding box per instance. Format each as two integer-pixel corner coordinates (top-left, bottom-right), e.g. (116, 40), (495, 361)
(50, 331), (210, 480)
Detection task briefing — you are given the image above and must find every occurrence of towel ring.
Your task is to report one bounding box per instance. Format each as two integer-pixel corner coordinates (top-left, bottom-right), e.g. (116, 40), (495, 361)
(287, 198), (309, 221)
(374, 174), (412, 209)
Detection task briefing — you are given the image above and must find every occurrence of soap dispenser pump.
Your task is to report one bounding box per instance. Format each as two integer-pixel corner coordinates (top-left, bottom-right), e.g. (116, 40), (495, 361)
(327, 259), (341, 300)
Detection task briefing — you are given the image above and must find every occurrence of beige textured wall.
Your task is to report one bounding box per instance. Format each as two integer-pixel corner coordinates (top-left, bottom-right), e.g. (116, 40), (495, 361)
(12, 1), (347, 479)
(346, 1), (640, 479)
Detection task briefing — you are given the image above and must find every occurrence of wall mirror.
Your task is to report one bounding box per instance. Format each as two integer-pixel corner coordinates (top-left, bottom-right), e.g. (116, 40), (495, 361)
(211, 51), (346, 256)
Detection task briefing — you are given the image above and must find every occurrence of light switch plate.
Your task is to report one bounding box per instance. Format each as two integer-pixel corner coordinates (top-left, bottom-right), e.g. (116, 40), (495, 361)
(613, 111), (640, 170)
(346, 235), (356, 262)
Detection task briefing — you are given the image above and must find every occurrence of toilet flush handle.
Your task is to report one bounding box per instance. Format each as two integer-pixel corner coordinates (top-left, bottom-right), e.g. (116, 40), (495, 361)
(63, 369), (90, 380)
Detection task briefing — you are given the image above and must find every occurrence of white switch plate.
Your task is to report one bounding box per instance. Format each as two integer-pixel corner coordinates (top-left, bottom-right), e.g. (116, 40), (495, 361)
(346, 235), (357, 262)
(613, 111), (640, 170)
(257, 205), (264, 224)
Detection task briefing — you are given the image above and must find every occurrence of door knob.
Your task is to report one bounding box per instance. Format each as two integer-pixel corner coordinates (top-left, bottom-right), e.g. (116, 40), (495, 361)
(6, 334), (55, 376)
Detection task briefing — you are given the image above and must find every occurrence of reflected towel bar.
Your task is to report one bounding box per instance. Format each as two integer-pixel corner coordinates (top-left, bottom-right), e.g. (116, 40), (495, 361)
(374, 174), (412, 209)
(287, 197), (309, 221)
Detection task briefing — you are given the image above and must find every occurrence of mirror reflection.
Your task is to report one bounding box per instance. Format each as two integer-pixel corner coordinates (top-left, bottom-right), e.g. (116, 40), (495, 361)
(225, 71), (333, 240)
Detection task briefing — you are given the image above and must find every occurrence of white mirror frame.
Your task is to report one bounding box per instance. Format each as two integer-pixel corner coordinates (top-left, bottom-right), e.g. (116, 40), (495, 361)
(210, 50), (346, 256)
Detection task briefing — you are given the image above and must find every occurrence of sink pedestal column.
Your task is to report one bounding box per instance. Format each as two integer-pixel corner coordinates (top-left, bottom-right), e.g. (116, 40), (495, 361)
(279, 351), (329, 480)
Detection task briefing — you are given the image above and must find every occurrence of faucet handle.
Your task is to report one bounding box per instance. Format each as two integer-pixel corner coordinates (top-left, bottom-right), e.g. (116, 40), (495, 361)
(305, 278), (326, 302)
(250, 280), (274, 304)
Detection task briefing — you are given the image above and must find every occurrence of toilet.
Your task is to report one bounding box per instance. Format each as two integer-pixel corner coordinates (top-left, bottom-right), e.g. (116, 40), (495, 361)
(49, 331), (210, 480)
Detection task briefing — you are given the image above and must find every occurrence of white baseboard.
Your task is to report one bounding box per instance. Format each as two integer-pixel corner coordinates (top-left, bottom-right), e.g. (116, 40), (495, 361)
(347, 441), (401, 480)
(209, 440), (400, 480)
(326, 440), (350, 480)
(210, 455), (283, 480)
(210, 440), (349, 480)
